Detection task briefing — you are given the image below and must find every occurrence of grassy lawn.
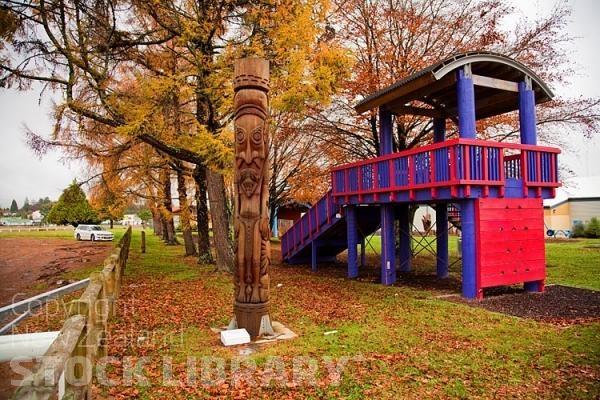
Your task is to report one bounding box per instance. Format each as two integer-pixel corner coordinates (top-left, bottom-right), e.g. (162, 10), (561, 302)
(10, 230), (600, 399)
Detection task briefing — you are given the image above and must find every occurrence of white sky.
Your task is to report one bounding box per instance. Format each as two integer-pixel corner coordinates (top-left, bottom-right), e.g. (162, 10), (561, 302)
(0, 0), (599, 208)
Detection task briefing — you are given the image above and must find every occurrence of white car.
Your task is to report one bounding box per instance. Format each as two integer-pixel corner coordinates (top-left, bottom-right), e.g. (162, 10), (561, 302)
(74, 224), (114, 241)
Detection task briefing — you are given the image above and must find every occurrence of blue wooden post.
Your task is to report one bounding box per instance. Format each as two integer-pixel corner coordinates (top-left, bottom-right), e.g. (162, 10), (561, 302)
(436, 205), (449, 278)
(460, 200), (478, 298)
(360, 237), (366, 267)
(398, 204), (411, 272)
(433, 117), (446, 143)
(519, 78), (537, 145)
(379, 108), (393, 155)
(381, 204), (396, 284)
(346, 205), (359, 278)
(457, 65), (478, 297)
(311, 240), (318, 273)
(456, 66), (476, 139)
(379, 107), (396, 284)
(434, 118), (449, 278)
(519, 78), (543, 292)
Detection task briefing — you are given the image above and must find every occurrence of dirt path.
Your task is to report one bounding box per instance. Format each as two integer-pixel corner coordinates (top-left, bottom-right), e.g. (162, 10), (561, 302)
(0, 237), (114, 307)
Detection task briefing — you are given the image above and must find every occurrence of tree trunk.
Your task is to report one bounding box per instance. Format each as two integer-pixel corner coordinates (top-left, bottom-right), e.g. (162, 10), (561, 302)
(206, 169), (234, 272)
(175, 164), (197, 256)
(193, 164), (214, 264)
(161, 168), (179, 245)
(152, 208), (162, 236)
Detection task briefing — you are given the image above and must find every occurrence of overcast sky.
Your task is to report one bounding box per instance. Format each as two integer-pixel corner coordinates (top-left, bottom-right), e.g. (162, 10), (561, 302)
(1, 0), (599, 209)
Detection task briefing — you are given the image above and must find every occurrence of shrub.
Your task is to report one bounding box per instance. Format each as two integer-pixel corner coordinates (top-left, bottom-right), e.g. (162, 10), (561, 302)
(584, 217), (600, 238)
(572, 221), (585, 238)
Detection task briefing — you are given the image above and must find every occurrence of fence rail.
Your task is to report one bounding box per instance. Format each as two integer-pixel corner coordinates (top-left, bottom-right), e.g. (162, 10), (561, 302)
(11, 227), (132, 400)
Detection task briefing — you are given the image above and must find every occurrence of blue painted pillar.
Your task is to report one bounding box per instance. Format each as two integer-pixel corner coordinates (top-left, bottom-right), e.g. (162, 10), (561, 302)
(436, 205), (449, 278)
(434, 118), (449, 278)
(456, 66), (477, 139)
(360, 237), (366, 267)
(433, 117), (446, 143)
(381, 204), (396, 284)
(460, 200), (478, 298)
(519, 78), (537, 145)
(379, 106), (396, 284)
(346, 205), (359, 278)
(379, 108), (393, 155)
(311, 241), (318, 273)
(519, 78), (543, 293)
(398, 204), (411, 272)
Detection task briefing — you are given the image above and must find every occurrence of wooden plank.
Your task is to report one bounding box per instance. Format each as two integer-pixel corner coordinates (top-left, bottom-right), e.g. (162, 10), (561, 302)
(472, 74), (519, 92)
(387, 104), (444, 117)
(12, 315), (86, 400)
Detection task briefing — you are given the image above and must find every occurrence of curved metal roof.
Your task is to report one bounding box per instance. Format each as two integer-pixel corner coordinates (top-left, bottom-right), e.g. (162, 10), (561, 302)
(355, 51), (554, 119)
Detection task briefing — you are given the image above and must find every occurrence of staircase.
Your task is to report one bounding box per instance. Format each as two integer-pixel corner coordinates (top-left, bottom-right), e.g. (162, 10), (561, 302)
(281, 191), (381, 265)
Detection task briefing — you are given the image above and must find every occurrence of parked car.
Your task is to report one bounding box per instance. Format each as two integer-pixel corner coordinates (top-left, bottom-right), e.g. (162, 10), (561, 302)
(74, 224), (114, 241)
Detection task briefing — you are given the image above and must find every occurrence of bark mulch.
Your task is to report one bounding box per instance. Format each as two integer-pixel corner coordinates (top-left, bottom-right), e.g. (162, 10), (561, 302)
(445, 285), (600, 325)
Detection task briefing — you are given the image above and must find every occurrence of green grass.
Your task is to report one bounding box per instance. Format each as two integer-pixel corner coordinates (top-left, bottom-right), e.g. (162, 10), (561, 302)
(95, 232), (600, 399)
(545, 238), (600, 290)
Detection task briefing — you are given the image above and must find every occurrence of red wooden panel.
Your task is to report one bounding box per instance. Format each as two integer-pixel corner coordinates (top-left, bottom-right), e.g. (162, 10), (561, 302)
(476, 198), (547, 290)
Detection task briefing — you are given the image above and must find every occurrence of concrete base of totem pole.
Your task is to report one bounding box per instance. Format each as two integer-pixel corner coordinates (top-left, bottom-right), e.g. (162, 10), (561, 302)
(230, 301), (275, 338)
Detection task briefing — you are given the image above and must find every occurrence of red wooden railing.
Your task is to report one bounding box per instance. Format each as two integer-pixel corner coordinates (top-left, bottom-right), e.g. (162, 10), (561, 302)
(331, 139), (560, 201)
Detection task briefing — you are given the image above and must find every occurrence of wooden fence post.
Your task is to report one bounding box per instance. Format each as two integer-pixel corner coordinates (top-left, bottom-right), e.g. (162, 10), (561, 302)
(141, 230), (146, 254)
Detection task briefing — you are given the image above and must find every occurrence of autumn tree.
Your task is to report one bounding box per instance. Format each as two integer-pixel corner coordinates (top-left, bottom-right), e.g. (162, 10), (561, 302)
(1, 0), (348, 271)
(302, 0), (600, 181)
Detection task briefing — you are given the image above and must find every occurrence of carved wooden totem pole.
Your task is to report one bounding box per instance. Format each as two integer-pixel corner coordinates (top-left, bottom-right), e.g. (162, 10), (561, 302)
(231, 58), (274, 337)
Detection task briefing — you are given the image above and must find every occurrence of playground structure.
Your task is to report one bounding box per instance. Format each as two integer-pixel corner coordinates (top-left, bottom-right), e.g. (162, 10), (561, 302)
(281, 52), (561, 299)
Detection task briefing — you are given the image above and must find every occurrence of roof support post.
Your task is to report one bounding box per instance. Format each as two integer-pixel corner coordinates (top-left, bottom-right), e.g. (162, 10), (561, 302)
(456, 66), (477, 139)
(379, 107), (393, 155)
(434, 118), (449, 278)
(519, 77), (537, 145)
(433, 117), (446, 143)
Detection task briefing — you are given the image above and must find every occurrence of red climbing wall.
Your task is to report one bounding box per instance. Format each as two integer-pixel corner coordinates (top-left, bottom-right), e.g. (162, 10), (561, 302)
(476, 198), (545, 289)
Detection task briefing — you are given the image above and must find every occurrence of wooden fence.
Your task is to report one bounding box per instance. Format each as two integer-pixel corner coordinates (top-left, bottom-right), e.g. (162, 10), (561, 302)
(11, 227), (132, 400)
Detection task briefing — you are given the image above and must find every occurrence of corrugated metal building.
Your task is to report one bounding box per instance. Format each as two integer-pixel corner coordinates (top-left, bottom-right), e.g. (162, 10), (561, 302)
(544, 176), (600, 233)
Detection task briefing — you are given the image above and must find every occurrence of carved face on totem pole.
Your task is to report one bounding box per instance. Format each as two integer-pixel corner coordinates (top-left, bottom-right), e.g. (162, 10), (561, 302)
(235, 112), (267, 199)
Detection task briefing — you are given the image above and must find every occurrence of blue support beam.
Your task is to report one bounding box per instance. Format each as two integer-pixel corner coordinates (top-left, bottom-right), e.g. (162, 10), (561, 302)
(433, 118), (449, 278)
(346, 205), (359, 278)
(519, 78), (537, 145)
(379, 108), (393, 156)
(398, 204), (411, 273)
(433, 117), (446, 143)
(380, 204), (396, 285)
(456, 66), (477, 139)
(460, 200), (478, 298)
(311, 241), (318, 273)
(436, 205), (449, 278)
(360, 237), (366, 268)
